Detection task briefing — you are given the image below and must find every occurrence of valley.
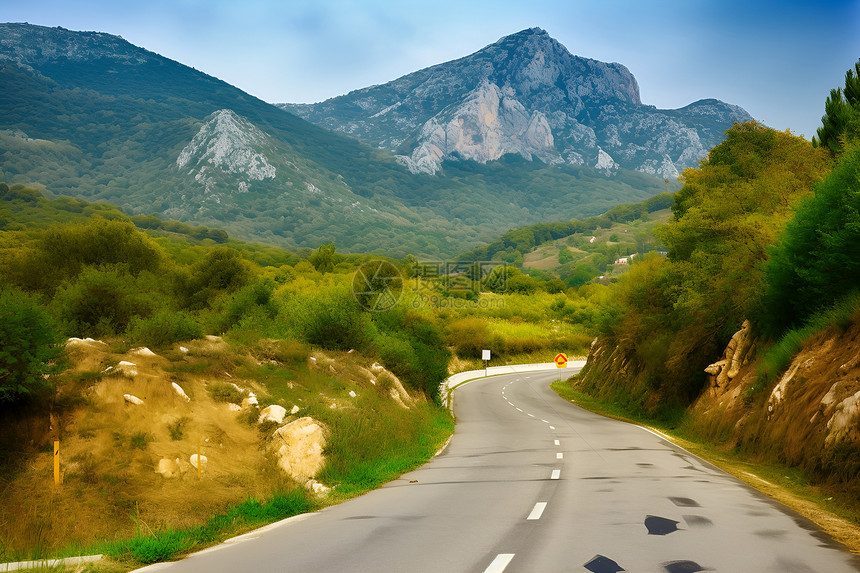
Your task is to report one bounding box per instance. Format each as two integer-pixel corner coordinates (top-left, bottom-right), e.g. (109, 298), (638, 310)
(1, 14), (859, 573)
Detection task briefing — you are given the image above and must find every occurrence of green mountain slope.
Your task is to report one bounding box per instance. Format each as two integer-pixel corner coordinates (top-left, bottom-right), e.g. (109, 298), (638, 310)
(1, 23), (672, 257)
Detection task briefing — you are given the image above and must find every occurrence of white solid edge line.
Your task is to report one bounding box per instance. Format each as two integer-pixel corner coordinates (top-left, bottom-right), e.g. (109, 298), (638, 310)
(551, 469), (561, 480)
(484, 553), (515, 573)
(527, 502), (548, 520)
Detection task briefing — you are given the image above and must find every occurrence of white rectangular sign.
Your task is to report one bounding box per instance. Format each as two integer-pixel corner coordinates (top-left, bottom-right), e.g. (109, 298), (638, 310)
(482, 349), (491, 361)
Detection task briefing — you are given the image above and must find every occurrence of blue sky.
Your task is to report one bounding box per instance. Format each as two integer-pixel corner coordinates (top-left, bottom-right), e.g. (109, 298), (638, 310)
(3, 0), (859, 139)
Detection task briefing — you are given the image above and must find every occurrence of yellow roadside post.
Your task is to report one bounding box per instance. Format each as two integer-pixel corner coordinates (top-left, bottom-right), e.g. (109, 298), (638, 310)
(54, 440), (60, 485)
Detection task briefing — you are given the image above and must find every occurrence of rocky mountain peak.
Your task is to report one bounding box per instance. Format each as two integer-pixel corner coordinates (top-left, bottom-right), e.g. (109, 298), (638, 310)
(280, 28), (752, 177)
(177, 109), (276, 196)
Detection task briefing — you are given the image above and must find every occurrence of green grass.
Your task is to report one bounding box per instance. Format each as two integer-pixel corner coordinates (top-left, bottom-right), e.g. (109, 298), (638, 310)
(102, 490), (314, 565)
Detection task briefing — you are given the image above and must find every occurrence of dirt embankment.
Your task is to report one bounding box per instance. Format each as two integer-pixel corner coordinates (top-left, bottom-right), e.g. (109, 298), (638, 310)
(0, 336), (419, 555)
(688, 320), (860, 486)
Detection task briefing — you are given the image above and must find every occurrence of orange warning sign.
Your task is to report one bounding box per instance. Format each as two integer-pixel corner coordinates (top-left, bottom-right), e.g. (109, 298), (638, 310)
(554, 352), (568, 368)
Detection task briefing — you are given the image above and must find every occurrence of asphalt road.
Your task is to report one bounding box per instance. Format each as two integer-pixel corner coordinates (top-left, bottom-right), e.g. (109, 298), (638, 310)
(139, 369), (860, 573)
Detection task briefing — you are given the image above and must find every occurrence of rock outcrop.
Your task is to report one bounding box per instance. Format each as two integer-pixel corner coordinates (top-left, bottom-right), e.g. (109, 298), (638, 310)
(177, 109), (277, 197)
(705, 320), (755, 388)
(269, 417), (328, 482)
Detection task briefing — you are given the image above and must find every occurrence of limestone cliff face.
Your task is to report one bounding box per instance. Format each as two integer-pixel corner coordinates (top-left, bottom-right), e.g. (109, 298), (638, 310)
(281, 28), (753, 176)
(177, 109), (276, 185)
(397, 80), (558, 173)
(176, 109), (278, 200)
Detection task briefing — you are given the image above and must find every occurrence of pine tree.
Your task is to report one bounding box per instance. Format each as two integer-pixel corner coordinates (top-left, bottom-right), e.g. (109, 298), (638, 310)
(813, 60), (860, 155)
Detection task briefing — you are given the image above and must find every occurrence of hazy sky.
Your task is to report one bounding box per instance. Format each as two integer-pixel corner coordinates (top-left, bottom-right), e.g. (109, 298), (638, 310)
(4, 0), (859, 139)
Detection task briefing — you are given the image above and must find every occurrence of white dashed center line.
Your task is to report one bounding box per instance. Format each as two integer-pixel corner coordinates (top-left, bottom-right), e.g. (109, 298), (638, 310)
(554, 440), (560, 446)
(527, 502), (548, 520)
(556, 452), (563, 459)
(549, 425), (555, 430)
(551, 469), (561, 480)
(484, 553), (515, 573)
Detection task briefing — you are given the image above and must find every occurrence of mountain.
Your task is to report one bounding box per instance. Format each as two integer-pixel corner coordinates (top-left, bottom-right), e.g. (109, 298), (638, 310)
(1, 24), (673, 257)
(281, 28), (753, 178)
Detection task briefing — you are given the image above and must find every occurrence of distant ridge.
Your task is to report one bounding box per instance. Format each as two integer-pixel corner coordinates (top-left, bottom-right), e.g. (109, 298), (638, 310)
(281, 28), (753, 177)
(0, 23), (674, 257)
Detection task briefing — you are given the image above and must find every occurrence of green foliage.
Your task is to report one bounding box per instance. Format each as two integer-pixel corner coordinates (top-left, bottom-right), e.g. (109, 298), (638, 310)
(206, 381), (244, 404)
(813, 59), (860, 155)
(760, 144), (860, 334)
(0, 287), (62, 403)
(210, 279), (278, 334)
(284, 284), (374, 351)
(7, 218), (165, 293)
(166, 417), (189, 441)
(126, 308), (203, 347)
(372, 308), (449, 403)
(309, 243), (337, 273)
(586, 123), (830, 407)
(749, 292), (860, 399)
(52, 266), (161, 336)
(557, 246), (574, 264)
(129, 432), (150, 450)
(179, 247), (255, 310)
(462, 191), (677, 263)
(445, 317), (494, 359)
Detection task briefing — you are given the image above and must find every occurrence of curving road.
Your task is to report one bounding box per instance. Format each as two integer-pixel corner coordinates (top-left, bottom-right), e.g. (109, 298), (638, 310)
(139, 369), (860, 573)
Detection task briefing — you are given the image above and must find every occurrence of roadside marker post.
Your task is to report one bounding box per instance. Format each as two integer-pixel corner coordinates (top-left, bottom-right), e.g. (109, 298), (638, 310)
(482, 349), (491, 377)
(54, 440), (60, 485)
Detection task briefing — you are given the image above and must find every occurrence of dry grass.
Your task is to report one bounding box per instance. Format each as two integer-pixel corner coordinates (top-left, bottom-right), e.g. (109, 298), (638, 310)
(0, 337), (453, 565)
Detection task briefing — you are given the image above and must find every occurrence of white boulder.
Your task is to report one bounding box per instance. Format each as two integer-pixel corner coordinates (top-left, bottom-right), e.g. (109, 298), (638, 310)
(270, 417), (328, 482)
(258, 405), (287, 424)
(172, 382), (191, 402)
(190, 454), (208, 471)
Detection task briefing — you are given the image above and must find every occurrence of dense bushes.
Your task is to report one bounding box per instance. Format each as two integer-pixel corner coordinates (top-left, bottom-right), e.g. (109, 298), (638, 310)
(0, 287), (62, 403)
(582, 123), (831, 408)
(760, 144), (860, 334)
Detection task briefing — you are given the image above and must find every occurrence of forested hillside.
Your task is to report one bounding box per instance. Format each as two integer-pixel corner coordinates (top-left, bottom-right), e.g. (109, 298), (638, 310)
(564, 61), (860, 503)
(0, 23), (672, 258)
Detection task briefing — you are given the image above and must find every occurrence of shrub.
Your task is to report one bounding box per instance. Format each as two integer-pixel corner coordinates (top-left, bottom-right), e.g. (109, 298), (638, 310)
(207, 381), (243, 404)
(211, 279), (278, 333)
(285, 285), (375, 351)
(760, 144), (860, 334)
(52, 266), (161, 337)
(445, 318), (492, 359)
(127, 308), (203, 347)
(0, 287), (63, 403)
